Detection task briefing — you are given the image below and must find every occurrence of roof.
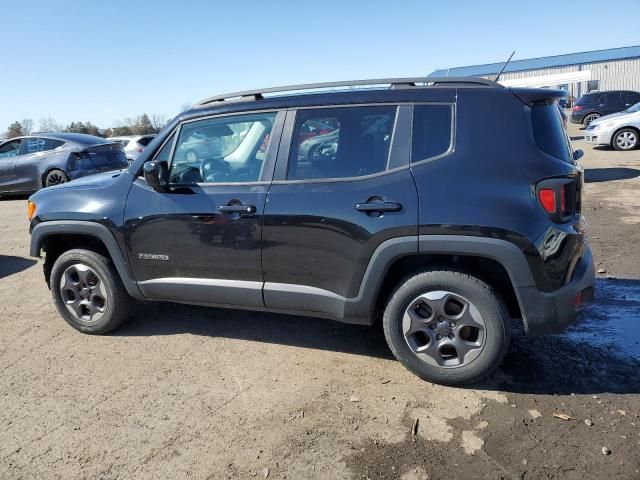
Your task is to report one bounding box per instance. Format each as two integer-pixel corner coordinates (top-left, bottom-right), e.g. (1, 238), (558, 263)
(429, 45), (640, 77)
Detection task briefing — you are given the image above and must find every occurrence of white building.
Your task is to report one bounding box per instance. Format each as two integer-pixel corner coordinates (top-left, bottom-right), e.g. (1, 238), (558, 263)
(429, 45), (640, 100)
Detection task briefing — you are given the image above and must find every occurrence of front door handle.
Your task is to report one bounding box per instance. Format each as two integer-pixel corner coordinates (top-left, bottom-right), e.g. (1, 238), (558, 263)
(218, 204), (257, 215)
(355, 201), (402, 213)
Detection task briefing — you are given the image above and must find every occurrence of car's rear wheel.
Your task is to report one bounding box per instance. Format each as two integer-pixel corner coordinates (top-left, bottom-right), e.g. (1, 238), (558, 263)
(44, 169), (69, 188)
(583, 113), (600, 127)
(50, 249), (133, 334)
(612, 128), (639, 151)
(383, 269), (510, 385)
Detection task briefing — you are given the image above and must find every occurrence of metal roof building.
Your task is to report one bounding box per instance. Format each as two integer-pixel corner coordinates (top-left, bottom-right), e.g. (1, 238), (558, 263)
(429, 46), (640, 100)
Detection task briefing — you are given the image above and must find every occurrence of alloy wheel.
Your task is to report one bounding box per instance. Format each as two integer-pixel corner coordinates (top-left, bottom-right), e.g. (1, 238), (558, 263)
(583, 114), (599, 127)
(46, 172), (67, 187)
(402, 290), (486, 367)
(615, 131), (637, 150)
(59, 264), (107, 322)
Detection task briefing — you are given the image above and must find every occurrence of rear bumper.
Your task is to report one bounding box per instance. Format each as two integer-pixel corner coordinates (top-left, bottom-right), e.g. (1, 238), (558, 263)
(570, 113), (584, 124)
(517, 245), (595, 335)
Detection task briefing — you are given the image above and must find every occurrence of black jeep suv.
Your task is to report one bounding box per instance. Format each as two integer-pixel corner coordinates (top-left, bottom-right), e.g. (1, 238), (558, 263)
(27, 77), (595, 385)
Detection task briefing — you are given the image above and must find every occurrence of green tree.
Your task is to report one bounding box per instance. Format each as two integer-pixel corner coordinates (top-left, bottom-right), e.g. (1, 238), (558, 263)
(133, 114), (154, 135)
(6, 121), (23, 138)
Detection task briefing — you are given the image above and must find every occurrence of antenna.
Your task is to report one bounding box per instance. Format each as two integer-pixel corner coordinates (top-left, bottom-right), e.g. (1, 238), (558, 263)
(494, 50), (515, 82)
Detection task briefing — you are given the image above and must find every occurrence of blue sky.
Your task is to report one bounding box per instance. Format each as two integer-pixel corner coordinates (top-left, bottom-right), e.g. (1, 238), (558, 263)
(1, 0), (638, 130)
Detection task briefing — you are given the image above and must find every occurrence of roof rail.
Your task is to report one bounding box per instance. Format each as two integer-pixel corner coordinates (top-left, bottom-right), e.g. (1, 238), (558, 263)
(195, 76), (500, 107)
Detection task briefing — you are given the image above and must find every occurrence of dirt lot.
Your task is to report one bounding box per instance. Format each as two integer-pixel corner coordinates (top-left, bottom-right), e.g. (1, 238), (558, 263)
(1, 121), (639, 480)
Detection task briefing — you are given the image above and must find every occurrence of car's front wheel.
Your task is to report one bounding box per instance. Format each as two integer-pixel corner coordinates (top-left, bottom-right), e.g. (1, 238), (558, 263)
(612, 128), (639, 151)
(50, 249), (133, 334)
(583, 113), (600, 127)
(383, 269), (510, 385)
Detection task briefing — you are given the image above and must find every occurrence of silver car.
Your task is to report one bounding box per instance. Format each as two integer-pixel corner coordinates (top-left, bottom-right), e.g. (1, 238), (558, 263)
(0, 133), (128, 196)
(107, 134), (156, 162)
(585, 102), (640, 151)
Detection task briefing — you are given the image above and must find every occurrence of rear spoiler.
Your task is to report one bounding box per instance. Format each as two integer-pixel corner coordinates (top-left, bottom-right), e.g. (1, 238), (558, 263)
(75, 142), (124, 154)
(510, 87), (566, 106)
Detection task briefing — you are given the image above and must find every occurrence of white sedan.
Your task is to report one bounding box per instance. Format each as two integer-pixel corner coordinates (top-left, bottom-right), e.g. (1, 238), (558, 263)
(584, 102), (640, 151)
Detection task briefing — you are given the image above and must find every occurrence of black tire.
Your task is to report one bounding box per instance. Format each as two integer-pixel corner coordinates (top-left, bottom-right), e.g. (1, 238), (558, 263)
(582, 113), (600, 127)
(611, 128), (639, 151)
(383, 269), (510, 386)
(50, 249), (133, 334)
(44, 169), (70, 188)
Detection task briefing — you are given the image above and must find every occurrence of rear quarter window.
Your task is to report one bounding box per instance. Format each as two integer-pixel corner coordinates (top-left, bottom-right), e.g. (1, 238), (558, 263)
(531, 103), (571, 163)
(411, 104), (453, 163)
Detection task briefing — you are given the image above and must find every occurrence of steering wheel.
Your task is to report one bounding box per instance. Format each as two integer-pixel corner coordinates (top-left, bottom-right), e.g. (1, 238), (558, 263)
(199, 157), (231, 183)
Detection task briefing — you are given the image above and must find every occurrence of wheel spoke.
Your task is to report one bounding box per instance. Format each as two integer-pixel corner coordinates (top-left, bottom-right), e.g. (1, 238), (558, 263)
(401, 289), (487, 369)
(59, 263), (107, 323)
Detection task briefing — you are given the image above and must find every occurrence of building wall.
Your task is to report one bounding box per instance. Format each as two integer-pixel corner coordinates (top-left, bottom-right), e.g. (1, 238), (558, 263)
(479, 58), (640, 99)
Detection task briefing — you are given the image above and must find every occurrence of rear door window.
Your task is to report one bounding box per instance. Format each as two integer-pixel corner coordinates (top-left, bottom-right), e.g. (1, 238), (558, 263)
(411, 104), (453, 163)
(287, 105), (396, 180)
(531, 104), (571, 163)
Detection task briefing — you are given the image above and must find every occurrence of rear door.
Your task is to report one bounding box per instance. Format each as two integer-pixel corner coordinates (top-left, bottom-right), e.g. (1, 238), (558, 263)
(0, 139), (22, 192)
(262, 104), (418, 317)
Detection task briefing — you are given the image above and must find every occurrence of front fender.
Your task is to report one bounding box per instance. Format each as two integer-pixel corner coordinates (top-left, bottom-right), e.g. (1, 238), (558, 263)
(30, 220), (143, 299)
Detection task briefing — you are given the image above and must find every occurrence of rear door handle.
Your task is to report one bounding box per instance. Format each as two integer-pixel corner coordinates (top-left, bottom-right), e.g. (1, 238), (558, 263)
(218, 204), (257, 215)
(355, 201), (402, 213)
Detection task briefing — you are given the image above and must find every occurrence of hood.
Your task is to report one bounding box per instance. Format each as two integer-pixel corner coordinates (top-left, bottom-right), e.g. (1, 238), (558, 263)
(591, 110), (637, 126)
(32, 170), (126, 199)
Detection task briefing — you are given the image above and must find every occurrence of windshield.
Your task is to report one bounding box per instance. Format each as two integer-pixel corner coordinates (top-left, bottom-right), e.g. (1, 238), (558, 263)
(625, 102), (640, 113)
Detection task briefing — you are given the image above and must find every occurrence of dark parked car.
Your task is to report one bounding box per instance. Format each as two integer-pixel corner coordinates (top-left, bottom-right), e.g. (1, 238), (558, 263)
(28, 77), (595, 385)
(571, 90), (640, 126)
(0, 133), (128, 196)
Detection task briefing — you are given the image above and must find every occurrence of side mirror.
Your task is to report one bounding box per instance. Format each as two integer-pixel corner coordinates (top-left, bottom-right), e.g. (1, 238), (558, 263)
(143, 161), (168, 192)
(573, 149), (584, 162)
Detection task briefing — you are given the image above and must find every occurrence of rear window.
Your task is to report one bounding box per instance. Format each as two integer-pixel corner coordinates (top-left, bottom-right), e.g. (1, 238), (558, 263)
(575, 93), (601, 106)
(89, 150), (127, 167)
(531, 104), (571, 162)
(138, 136), (154, 147)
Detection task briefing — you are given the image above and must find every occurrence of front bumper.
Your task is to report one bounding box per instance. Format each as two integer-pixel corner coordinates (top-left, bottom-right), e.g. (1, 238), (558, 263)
(517, 245), (595, 335)
(584, 128), (613, 146)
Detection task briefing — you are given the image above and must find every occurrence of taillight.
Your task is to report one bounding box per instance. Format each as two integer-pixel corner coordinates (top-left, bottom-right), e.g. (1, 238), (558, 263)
(536, 178), (577, 222)
(136, 147), (143, 152)
(573, 105), (583, 112)
(538, 189), (555, 213)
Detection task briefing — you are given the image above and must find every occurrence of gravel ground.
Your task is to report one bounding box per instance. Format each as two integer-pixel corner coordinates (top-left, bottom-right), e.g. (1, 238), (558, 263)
(1, 121), (639, 479)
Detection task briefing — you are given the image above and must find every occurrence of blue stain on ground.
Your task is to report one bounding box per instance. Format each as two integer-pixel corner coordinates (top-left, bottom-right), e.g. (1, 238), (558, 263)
(566, 278), (640, 359)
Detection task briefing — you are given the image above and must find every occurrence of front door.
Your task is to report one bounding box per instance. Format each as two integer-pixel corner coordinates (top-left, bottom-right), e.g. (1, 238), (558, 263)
(0, 139), (22, 192)
(124, 110), (284, 307)
(262, 105), (418, 317)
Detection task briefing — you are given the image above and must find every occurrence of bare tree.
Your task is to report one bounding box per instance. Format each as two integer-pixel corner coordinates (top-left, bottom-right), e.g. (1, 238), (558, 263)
(20, 119), (34, 135)
(39, 117), (63, 132)
(150, 113), (168, 132)
(181, 102), (192, 112)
